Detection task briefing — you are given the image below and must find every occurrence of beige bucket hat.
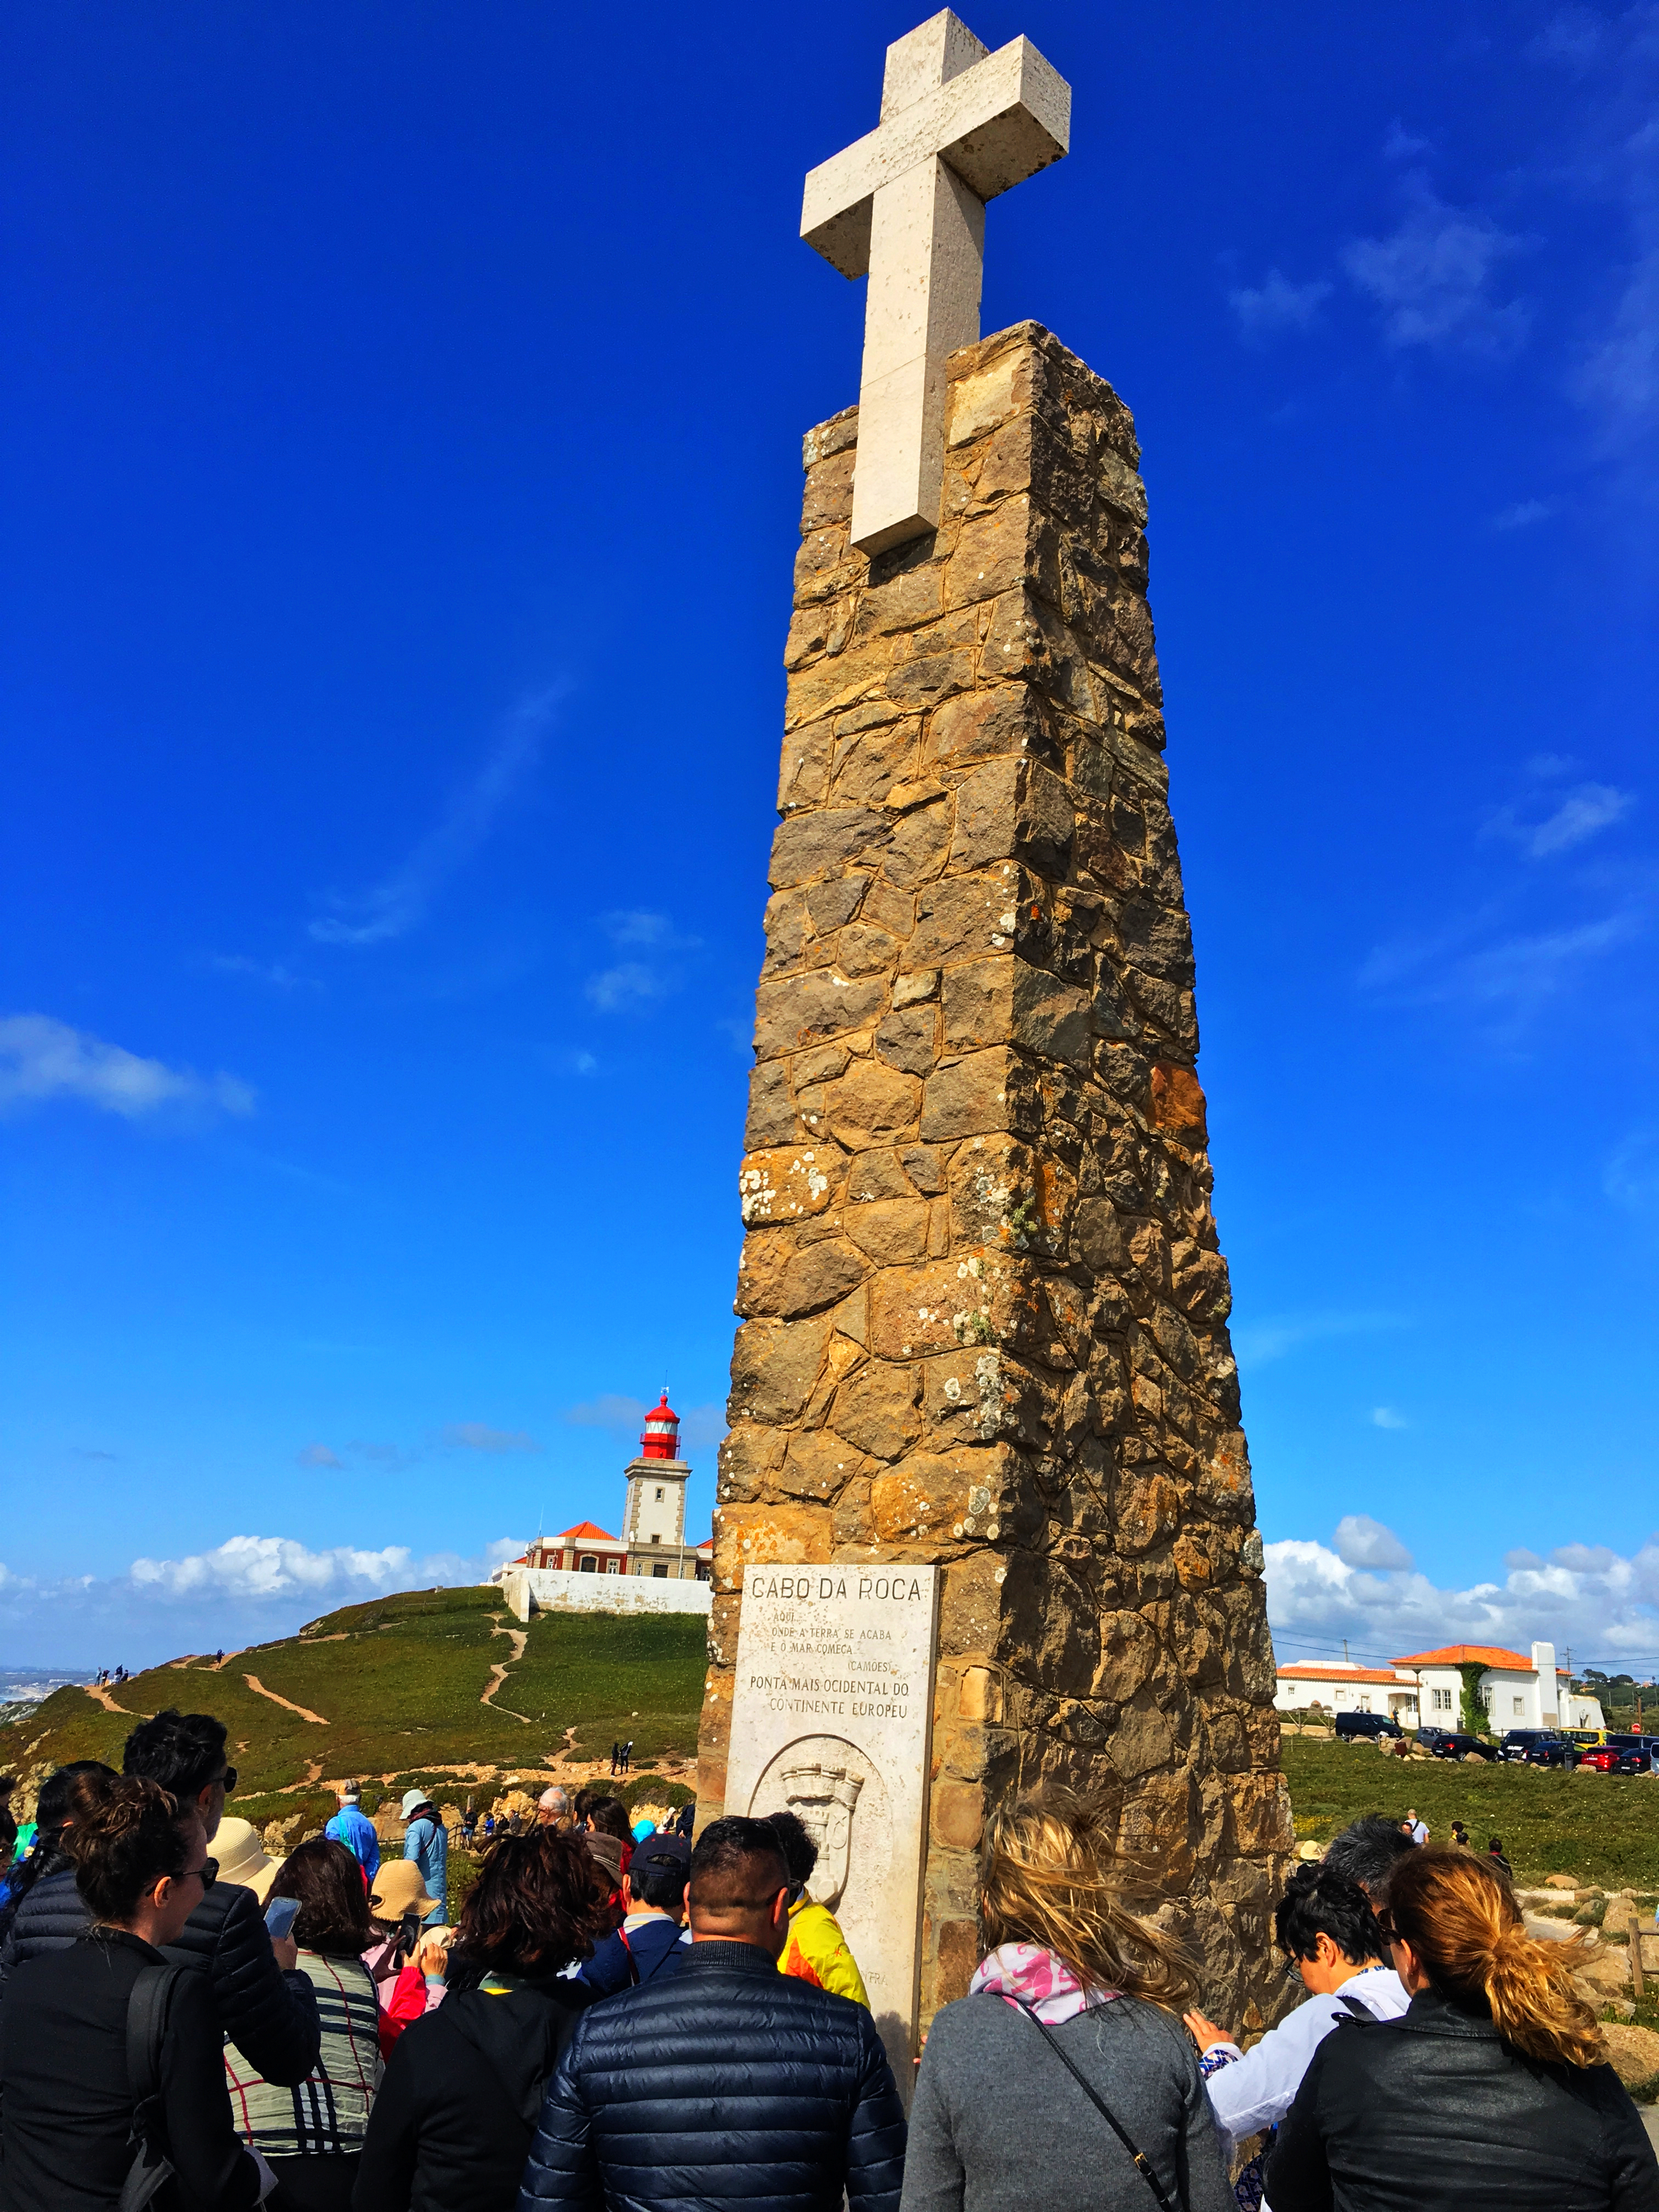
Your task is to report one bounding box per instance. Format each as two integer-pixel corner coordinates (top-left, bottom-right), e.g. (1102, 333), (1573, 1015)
(214, 1817), (279, 1904)
(368, 1859), (444, 1923)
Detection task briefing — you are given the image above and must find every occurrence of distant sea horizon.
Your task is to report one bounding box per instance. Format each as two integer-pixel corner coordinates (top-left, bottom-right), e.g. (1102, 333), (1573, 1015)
(1, 1666), (92, 1710)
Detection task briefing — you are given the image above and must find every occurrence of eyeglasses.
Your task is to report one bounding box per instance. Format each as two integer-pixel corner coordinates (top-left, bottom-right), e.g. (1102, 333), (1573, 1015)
(217, 1768), (237, 1797)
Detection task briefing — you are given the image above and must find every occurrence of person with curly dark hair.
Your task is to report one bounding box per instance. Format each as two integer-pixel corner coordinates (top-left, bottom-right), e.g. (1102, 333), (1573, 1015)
(353, 1827), (611, 2212)
(224, 1838), (382, 2210)
(0, 1773), (272, 2211)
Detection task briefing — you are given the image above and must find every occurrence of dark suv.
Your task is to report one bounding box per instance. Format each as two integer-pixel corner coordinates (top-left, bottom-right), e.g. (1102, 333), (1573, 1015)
(1500, 1730), (1579, 1769)
(1424, 1731), (1499, 1762)
(1334, 1711), (1404, 1742)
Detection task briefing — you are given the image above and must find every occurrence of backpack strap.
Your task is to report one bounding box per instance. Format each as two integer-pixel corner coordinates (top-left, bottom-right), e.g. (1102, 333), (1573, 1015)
(121, 1964), (184, 2212)
(616, 1927), (640, 1988)
(999, 1998), (1181, 2212)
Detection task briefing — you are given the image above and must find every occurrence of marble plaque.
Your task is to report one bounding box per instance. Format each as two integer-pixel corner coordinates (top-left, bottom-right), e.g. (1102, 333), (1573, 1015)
(726, 1562), (940, 2072)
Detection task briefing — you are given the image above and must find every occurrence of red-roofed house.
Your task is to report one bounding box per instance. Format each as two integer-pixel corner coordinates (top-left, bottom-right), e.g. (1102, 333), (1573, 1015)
(1276, 1641), (1604, 1732)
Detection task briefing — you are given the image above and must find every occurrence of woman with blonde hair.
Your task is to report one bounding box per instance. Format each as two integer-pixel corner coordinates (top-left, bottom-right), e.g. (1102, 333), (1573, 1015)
(900, 1783), (1234, 2212)
(1266, 1845), (1659, 2210)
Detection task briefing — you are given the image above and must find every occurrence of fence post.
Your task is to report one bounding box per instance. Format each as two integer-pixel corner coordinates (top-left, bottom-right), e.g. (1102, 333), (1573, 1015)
(1630, 1922), (1646, 2000)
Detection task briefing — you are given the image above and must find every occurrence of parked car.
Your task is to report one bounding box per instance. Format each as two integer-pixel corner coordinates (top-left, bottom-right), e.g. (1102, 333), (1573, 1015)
(1425, 1732), (1499, 1762)
(1500, 1730), (1579, 1769)
(1334, 1711), (1405, 1742)
(1580, 1744), (1648, 1775)
(1600, 1734), (1659, 1772)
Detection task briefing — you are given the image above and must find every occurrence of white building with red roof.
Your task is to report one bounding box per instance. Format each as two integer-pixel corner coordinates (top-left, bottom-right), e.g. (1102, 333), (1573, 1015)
(1276, 1639), (1604, 1732)
(490, 1393), (714, 1622)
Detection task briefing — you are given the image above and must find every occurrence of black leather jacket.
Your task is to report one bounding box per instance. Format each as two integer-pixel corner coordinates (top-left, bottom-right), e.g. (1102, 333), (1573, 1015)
(518, 1936), (907, 2212)
(1265, 1989), (1659, 2212)
(0, 1861), (319, 2087)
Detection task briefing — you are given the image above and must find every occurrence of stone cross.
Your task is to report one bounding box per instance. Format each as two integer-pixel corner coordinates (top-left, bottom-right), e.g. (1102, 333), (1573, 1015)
(801, 10), (1070, 556)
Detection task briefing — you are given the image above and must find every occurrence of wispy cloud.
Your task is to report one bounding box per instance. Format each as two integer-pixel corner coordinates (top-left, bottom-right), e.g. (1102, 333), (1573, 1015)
(209, 955), (319, 991)
(1492, 497), (1554, 530)
(1232, 1310), (1411, 1368)
(1383, 120), (1432, 162)
(1227, 269), (1333, 345)
(297, 1443), (343, 1468)
(1370, 1407), (1409, 1431)
(1606, 1129), (1659, 1216)
(1486, 779), (1635, 858)
(309, 692), (558, 948)
(1343, 182), (1529, 357)
(124, 1532), (522, 1604)
(442, 1422), (541, 1454)
(0, 1015), (255, 1122)
(584, 910), (701, 1011)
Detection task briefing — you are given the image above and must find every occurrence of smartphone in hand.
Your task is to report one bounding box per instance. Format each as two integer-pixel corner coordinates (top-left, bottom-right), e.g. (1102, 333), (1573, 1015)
(264, 1895), (301, 1943)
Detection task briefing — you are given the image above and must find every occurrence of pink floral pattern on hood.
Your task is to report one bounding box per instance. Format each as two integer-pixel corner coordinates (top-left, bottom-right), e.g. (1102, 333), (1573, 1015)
(968, 1941), (1120, 2024)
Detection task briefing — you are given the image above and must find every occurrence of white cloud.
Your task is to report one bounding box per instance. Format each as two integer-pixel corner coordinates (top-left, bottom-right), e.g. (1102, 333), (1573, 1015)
(1383, 120), (1432, 162)
(130, 1534), (418, 1602)
(1343, 185), (1529, 357)
(1360, 897), (1647, 1031)
(1529, 783), (1635, 856)
(1232, 1310), (1411, 1367)
(0, 1015), (255, 1121)
(586, 962), (667, 1010)
(1333, 1514), (1415, 1570)
(297, 1443), (343, 1468)
(1527, 7), (1608, 67)
(1267, 1524), (1659, 1668)
(1370, 1407), (1409, 1431)
(1227, 269), (1332, 345)
(570, 1051), (598, 1076)
(442, 1423), (541, 1454)
(1491, 498), (1553, 530)
(310, 691), (557, 948)
(1576, 248), (1659, 449)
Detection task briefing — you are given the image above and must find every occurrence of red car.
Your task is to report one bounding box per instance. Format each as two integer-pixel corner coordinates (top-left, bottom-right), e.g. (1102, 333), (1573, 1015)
(1581, 1745), (1648, 1775)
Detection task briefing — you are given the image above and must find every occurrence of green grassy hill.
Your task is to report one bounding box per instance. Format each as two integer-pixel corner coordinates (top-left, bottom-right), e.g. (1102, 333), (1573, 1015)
(1285, 1735), (1659, 1889)
(0, 1586), (707, 1836)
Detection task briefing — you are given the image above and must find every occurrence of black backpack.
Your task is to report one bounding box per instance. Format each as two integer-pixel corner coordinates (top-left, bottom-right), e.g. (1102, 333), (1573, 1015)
(121, 1962), (186, 2212)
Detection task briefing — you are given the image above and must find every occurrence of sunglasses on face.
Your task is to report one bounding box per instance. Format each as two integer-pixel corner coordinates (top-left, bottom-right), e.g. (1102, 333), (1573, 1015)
(158, 1857), (218, 1899)
(216, 1768), (237, 1797)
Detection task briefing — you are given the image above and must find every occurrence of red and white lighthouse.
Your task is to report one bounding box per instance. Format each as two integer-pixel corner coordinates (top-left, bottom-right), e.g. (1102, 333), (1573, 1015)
(638, 1391), (680, 1461)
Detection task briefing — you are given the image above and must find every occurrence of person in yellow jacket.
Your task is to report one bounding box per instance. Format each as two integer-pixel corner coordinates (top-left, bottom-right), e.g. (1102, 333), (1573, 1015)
(763, 1809), (870, 2008)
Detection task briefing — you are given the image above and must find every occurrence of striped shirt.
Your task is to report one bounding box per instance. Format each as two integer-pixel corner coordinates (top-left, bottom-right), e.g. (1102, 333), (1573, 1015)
(224, 1949), (383, 2157)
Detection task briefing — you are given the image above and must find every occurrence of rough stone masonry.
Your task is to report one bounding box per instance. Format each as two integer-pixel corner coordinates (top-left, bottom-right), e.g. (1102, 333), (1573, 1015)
(697, 319), (1294, 2033)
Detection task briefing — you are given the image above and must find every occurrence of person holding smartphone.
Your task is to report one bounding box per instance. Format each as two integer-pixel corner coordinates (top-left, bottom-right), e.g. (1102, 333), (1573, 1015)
(226, 1839), (383, 2211)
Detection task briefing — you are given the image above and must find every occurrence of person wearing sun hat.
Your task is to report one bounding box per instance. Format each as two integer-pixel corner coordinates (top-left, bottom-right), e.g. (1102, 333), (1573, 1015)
(400, 1789), (449, 1927)
(364, 1859), (446, 2059)
(212, 1817), (279, 1905)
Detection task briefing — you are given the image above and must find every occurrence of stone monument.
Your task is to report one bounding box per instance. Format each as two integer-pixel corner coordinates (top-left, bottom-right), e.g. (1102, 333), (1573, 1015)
(698, 8), (1292, 2065)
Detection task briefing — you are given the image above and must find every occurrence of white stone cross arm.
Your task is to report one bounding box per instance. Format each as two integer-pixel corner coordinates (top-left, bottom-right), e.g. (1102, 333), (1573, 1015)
(801, 11), (1070, 556)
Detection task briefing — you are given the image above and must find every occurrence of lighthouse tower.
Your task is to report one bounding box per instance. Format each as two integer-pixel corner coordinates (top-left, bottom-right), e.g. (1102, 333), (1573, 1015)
(622, 1391), (695, 1578)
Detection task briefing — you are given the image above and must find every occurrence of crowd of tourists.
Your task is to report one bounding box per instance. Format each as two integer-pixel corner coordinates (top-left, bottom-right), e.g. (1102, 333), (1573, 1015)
(0, 1707), (1655, 2211)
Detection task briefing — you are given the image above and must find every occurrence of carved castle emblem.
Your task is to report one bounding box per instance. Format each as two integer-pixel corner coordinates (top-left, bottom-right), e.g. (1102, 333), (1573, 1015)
(777, 1752), (866, 1913)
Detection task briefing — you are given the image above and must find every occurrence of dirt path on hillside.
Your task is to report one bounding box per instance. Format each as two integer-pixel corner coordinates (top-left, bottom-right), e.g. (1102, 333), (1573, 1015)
(242, 1675), (329, 1725)
(84, 1682), (135, 1714)
(481, 1621), (530, 1722)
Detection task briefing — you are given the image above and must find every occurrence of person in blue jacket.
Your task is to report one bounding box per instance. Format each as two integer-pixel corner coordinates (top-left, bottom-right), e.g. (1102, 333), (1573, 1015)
(325, 1781), (381, 1881)
(578, 1833), (689, 1996)
(401, 1790), (449, 1925)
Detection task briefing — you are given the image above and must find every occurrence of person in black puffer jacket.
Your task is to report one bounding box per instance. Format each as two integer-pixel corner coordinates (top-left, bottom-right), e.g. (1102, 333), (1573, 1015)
(0, 1710), (320, 2088)
(519, 1815), (906, 2212)
(1266, 1845), (1659, 2212)
(0, 1761), (121, 2002)
(354, 1827), (612, 2212)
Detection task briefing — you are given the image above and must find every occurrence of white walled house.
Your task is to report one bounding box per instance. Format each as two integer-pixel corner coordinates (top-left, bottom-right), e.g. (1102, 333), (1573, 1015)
(1276, 1640), (1603, 1732)
(1274, 1664), (1420, 1722)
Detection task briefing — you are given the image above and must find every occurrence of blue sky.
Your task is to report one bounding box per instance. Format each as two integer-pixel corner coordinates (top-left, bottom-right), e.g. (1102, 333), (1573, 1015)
(1, 2), (1655, 1672)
